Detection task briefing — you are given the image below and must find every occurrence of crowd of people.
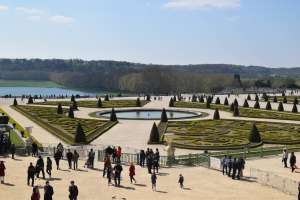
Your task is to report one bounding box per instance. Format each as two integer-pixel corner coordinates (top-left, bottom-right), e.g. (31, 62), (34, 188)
(221, 155), (245, 180)
(282, 148), (298, 172)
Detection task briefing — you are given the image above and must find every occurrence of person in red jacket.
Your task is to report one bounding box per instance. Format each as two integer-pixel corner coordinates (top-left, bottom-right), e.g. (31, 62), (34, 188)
(129, 163), (136, 184)
(31, 186), (40, 200)
(0, 160), (5, 184)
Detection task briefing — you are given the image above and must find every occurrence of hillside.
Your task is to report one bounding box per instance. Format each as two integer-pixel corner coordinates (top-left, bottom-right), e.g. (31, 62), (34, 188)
(0, 59), (299, 93)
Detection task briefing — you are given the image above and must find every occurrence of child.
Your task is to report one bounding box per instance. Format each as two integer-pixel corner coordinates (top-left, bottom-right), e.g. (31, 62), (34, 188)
(178, 174), (184, 189)
(151, 172), (157, 191)
(0, 161), (5, 184)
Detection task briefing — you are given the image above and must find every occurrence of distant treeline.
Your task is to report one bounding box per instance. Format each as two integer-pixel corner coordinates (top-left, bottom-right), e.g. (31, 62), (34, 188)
(0, 59), (299, 93)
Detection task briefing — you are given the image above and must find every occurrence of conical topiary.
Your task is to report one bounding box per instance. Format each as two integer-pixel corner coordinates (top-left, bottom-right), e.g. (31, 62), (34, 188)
(28, 96), (34, 104)
(283, 97), (287, 104)
(233, 106), (239, 117)
(294, 97), (299, 105)
(213, 109), (220, 120)
(136, 98), (141, 107)
(161, 108), (168, 122)
(97, 98), (102, 108)
(247, 94), (251, 100)
(68, 106), (74, 118)
(57, 103), (63, 114)
(273, 96), (278, 103)
(173, 96), (177, 102)
(233, 99), (238, 107)
(215, 97), (221, 105)
(282, 92), (285, 97)
(255, 94), (259, 101)
(75, 123), (86, 144)
(230, 103), (234, 111)
(13, 98), (18, 106)
(146, 95), (151, 101)
(199, 96), (204, 103)
(105, 94), (109, 101)
(191, 95), (197, 102)
(224, 97), (229, 105)
(249, 123), (261, 143)
(110, 108), (118, 122)
(169, 98), (174, 107)
(71, 95), (75, 102)
(254, 100), (260, 109)
(206, 101), (210, 109)
(278, 102), (284, 111)
(148, 122), (160, 144)
(292, 103), (298, 113)
(72, 101), (78, 110)
(243, 99), (249, 108)
(265, 101), (272, 110)
(262, 93), (268, 101)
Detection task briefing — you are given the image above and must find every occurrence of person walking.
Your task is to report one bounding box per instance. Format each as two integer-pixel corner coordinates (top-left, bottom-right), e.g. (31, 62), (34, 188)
(298, 182), (300, 200)
(36, 156), (45, 179)
(139, 150), (145, 167)
(0, 161), (5, 184)
(178, 174), (184, 189)
(44, 181), (54, 200)
(73, 150), (79, 170)
(66, 150), (73, 169)
(232, 158), (238, 180)
(107, 164), (112, 185)
(31, 186), (40, 200)
(282, 148), (289, 168)
(69, 180), (79, 200)
(10, 144), (16, 159)
(237, 157), (245, 179)
(88, 149), (95, 168)
(32, 142), (38, 157)
(103, 156), (111, 177)
(113, 162), (123, 187)
(54, 150), (62, 170)
(46, 157), (52, 178)
(151, 172), (157, 191)
(290, 152), (297, 172)
(222, 155), (228, 175)
(129, 163), (136, 184)
(27, 162), (36, 186)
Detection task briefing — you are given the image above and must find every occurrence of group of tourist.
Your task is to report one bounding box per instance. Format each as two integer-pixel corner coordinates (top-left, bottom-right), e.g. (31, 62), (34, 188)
(221, 155), (245, 180)
(30, 180), (78, 200)
(282, 148), (298, 172)
(139, 148), (160, 174)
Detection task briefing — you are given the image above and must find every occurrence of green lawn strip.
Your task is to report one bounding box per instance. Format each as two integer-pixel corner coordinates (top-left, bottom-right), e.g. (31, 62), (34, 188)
(174, 101), (300, 121)
(34, 100), (149, 108)
(164, 119), (300, 150)
(12, 105), (117, 145)
(9, 130), (25, 147)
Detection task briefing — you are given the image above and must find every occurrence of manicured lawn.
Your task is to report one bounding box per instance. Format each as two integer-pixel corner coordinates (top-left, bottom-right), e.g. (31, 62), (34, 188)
(34, 99), (149, 108)
(0, 80), (62, 88)
(174, 101), (300, 121)
(12, 105), (117, 145)
(165, 119), (300, 150)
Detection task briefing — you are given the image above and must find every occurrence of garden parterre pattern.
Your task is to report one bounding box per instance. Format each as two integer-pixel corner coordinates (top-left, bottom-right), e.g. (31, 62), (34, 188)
(166, 119), (300, 150)
(12, 105), (117, 144)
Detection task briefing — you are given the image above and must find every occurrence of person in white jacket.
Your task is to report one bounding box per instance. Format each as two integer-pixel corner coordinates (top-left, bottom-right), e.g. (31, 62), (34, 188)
(282, 148), (289, 168)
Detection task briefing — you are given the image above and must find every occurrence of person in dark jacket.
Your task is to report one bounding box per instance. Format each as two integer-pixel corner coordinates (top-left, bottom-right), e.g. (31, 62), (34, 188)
(54, 151), (62, 170)
(113, 162), (123, 186)
(227, 156), (233, 177)
(46, 157), (52, 178)
(232, 158), (238, 180)
(32, 143), (38, 157)
(27, 162), (36, 186)
(73, 150), (79, 170)
(139, 150), (145, 167)
(10, 144), (16, 159)
(36, 156), (45, 179)
(178, 174), (184, 189)
(66, 150), (73, 169)
(44, 181), (54, 200)
(151, 172), (157, 191)
(237, 157), (245, 179)
(69, 180), (79, 200)
(290, 152), (297, 172)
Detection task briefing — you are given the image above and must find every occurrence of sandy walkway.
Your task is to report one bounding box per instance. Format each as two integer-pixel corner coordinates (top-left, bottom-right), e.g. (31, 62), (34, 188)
(0, 156), (294, 200)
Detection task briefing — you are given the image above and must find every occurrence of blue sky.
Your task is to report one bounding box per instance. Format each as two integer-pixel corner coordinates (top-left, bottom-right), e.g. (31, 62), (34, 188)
(0, 0), (299, 67)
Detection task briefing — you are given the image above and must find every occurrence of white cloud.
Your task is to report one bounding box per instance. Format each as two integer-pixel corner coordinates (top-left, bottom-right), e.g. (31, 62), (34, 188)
(164, 0), (240, 9)
(0, 5), (8, 11)
(49, 15), (74, 24)
(27, 15), (42, 22)
(16, 7), (45, 15)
